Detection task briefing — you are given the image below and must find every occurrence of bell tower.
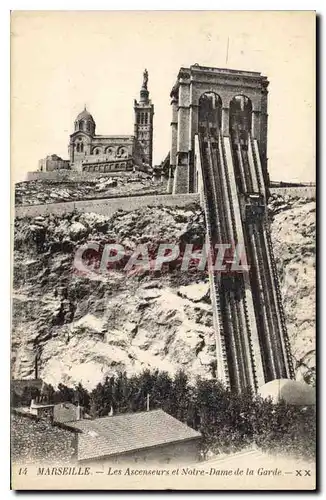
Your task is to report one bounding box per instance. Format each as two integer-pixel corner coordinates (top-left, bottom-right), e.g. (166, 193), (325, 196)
(134, 69), (154, 167)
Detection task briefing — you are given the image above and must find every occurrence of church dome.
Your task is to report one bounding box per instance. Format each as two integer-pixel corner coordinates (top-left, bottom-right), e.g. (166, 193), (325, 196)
(76, 108), (95, 123)
(74, 106), (96, 134)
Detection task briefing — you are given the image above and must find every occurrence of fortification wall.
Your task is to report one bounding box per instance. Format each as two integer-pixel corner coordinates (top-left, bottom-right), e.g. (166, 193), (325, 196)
(15, 185), (315, 219)
(15, 193), (200, 218)
(269, 186), (316, 199)
(26, 170), (138, 182)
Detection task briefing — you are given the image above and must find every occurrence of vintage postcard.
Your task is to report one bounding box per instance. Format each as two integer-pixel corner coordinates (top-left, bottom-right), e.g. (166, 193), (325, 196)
(11, 10), (316, 490)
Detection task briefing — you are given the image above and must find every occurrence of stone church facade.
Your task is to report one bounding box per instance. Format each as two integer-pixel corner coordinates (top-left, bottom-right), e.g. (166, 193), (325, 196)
(38, 70), (154, 174)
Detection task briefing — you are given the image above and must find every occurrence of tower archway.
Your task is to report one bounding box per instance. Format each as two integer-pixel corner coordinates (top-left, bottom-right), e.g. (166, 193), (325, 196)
(198, 92), (222, 130)
(229, 95), (252, 145)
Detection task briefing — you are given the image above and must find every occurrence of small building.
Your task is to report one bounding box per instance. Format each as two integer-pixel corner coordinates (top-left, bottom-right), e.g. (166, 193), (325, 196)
(53, 402), (88, 423)
(68, 409), (201, 465)
(38, 154), (70, 172)
(29, 400), (55, 420)
(29, 400), (88, 423)
(14, 396), (90, 425)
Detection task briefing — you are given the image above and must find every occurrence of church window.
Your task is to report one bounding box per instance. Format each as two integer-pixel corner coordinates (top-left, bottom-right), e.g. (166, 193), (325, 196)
(80, 143), (84, 153)
(137, 113), (140, 124)
(76, 143), (80, 152)
(141, 113), (144, 124)
(145, 113), (148, 124)
(87, 122), (91, 132)
(95, 149), (99, 155)
(79, 122), (82, 131)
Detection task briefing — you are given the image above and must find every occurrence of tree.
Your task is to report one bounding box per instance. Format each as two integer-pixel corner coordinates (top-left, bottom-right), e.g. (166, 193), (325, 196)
(170, 370), (191, 423)
(150, 371), (173, 413)
(54, 383), (75, 403)
(74, 383), (90, 410)
(89, 383), (107, 418)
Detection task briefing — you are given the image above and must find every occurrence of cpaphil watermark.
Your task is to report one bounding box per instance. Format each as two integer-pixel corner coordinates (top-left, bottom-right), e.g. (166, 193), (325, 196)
(74, 241), (250, 277)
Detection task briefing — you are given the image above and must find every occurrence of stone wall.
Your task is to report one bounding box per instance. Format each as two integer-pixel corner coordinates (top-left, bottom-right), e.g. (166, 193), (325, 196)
(15, 193), (200, 218)
(269, 186), (316, 199)
(26, 170), (138, 182)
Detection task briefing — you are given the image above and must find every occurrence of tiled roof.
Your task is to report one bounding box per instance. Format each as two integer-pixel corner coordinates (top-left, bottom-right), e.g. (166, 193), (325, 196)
(68, 409), (201, 461)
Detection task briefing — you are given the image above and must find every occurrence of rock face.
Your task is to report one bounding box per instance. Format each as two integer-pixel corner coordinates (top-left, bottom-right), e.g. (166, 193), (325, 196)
(12, 205), (211, 390)
(269, 192), (316, 385)
(12, 192), (315, 390)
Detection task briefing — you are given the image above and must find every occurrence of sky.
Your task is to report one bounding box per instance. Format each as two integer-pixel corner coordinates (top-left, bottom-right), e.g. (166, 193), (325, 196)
(11, 11), (315, 183)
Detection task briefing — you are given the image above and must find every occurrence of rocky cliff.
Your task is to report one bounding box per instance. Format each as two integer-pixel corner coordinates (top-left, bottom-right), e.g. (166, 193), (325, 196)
(269, 191), (316, 385)
(12, 191), (315, 390)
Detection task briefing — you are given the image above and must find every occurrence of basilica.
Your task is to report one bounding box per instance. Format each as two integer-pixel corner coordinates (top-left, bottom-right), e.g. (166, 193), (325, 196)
(38, 70), (154, 173)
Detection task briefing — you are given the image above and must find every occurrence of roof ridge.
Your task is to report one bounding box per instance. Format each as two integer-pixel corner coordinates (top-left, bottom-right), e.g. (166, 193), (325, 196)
(92, 408), (163, 421)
